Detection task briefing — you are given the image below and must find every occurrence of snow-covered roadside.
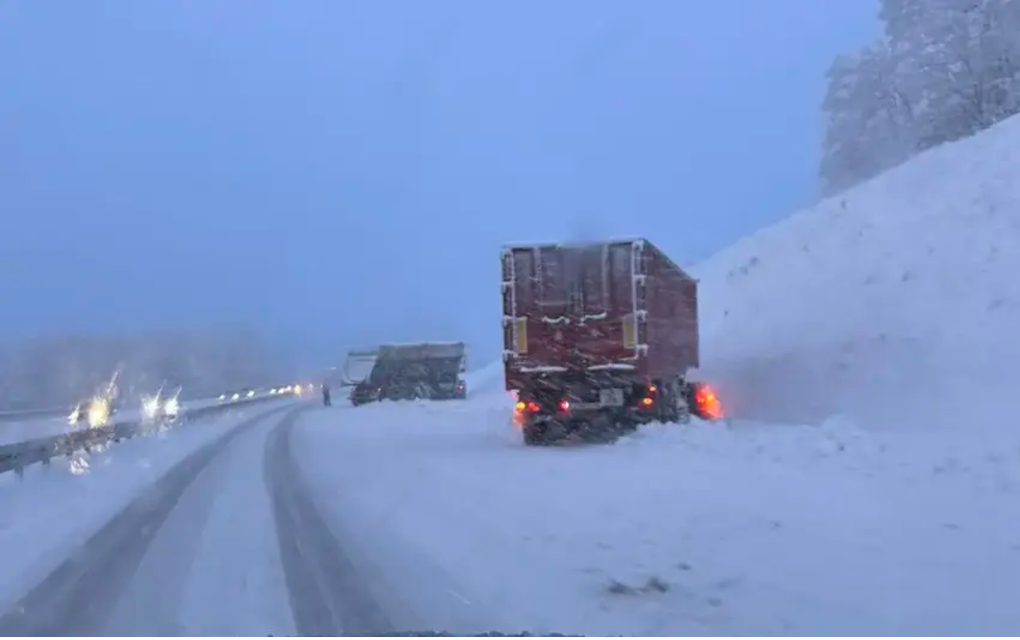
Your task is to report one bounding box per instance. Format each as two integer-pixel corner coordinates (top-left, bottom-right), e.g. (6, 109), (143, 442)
(293, 397), (1020, 635)
(0, 404), (272, 610)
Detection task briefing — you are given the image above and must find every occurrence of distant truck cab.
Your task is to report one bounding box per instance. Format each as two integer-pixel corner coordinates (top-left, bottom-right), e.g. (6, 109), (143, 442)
(502, 238), (721, 445)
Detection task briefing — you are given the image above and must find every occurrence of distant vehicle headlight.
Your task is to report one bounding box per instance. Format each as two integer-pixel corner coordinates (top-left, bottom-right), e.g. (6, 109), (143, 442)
(142, 397), (161, 419)
(87, 397), (111, 428)
(164, 397), (180, 417)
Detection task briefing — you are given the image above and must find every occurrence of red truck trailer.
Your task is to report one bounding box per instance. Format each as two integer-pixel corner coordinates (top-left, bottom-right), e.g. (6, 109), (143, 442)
(501, 238), (721, 444)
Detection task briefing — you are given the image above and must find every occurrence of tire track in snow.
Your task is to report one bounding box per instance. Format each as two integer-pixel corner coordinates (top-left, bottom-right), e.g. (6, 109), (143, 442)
(264, 409), (394, 637)
(0, 402), (295, 636)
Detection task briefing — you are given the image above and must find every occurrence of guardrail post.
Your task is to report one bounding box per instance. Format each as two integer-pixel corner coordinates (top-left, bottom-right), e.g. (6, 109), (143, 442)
(15, 464), (23, 479)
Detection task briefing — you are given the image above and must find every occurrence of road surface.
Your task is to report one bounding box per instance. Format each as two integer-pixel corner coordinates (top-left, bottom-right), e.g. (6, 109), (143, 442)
(5, 380), (1018, 636)
(0, 402), (395, 636)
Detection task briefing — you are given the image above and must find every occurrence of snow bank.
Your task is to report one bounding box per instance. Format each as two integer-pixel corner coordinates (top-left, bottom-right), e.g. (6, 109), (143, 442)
(692, 114), (1020, 432)
(294, 398), (1020, 635)
(463, 359), (505, 395)
(0, 405), (267, 609)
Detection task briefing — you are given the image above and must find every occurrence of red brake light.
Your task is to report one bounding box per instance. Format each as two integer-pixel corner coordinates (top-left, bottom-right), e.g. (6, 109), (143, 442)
(648, 384), (657, 393)
(558, 399), (570, 412)
(516, 400), (541, 413)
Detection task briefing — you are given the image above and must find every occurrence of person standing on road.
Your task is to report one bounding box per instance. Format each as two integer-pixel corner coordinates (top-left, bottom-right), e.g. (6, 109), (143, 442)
(322, 381), (332, 407)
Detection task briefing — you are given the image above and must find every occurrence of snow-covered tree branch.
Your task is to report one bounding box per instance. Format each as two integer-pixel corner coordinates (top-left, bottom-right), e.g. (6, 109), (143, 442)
(820, 0), (1020, 195)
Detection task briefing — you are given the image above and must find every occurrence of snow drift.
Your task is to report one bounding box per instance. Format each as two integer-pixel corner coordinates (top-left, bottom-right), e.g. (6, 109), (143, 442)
(294, 395), (1020, 635)
(693, 113), (1020, 432)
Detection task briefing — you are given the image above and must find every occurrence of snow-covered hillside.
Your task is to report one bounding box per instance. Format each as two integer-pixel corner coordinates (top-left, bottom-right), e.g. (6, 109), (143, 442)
(694, 114), (1020, 433)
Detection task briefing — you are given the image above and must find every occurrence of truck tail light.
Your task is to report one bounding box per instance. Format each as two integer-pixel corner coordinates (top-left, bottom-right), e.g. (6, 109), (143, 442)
(693, 383), (724, 420)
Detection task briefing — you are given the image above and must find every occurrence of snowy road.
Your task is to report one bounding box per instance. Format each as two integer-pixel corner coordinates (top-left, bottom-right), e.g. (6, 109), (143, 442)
(0, 401), (396, 636)
(265, 410), (394, 636)
(3, 381), (1020, 635)
(292, 392), (1020, 636)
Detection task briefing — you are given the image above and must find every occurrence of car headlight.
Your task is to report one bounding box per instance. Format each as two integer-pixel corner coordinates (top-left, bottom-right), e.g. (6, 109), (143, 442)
(164, 397), (180, 416)
(87, 397), (111, 428)
(142, 397), (161, 419)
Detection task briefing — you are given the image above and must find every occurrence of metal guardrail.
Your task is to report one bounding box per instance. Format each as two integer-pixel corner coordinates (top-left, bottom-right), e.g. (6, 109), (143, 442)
(0, 387), (304, 423)
(0, 407), (72, 423)
(0, 394), (294, 477)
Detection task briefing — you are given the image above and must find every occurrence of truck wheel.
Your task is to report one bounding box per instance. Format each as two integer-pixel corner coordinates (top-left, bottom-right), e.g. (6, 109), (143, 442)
(677, 382), (695, 423)
(677, 401), (692, 424)
(617, 413), (638, 433)
(579, 417), (617, 444)
(522, 425), (547, 446)
(655, 380), (680, 424)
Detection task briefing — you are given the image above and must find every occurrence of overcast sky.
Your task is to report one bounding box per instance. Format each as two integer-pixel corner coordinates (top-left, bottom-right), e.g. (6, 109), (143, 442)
(0, 1), (878, 366)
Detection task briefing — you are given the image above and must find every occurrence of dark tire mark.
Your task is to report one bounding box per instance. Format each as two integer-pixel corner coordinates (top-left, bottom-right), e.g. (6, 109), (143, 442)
(0, 403), (294, 636)
(265, 409), (394, 637)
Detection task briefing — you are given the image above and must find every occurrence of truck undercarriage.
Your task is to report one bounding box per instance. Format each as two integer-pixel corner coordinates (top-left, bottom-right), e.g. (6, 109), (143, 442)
(512, 369), (720, 445)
